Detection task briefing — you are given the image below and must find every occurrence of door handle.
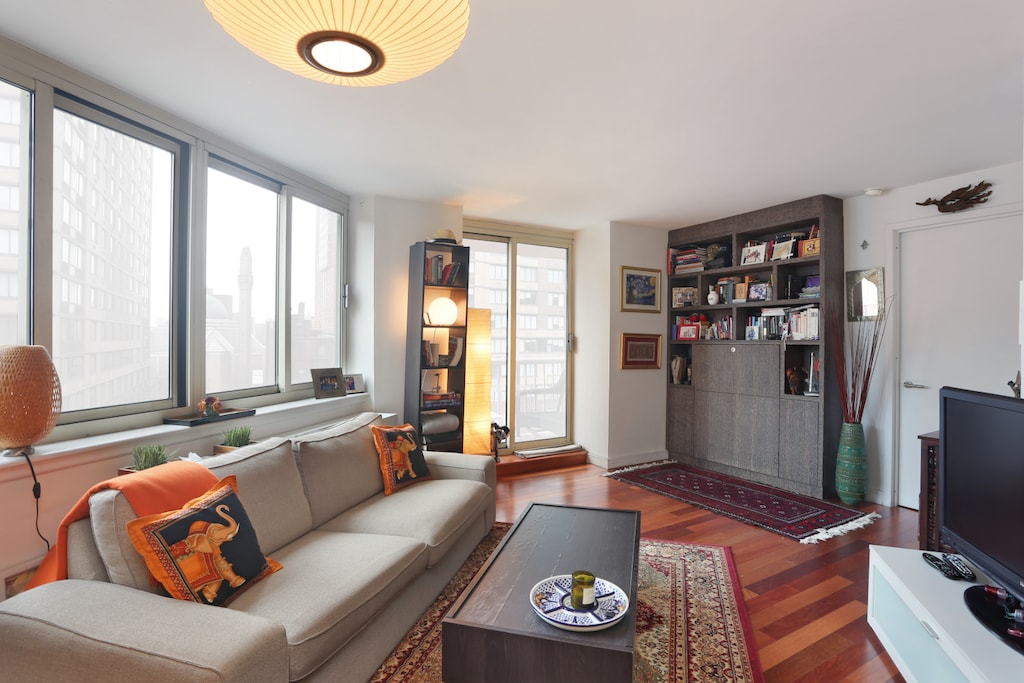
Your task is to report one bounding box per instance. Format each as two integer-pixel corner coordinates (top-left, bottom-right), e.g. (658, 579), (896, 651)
(903, 381), (927, 389)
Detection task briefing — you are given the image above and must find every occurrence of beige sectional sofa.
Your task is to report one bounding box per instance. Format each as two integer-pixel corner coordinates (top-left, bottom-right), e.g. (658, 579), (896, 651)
(0, 412), (496, 682)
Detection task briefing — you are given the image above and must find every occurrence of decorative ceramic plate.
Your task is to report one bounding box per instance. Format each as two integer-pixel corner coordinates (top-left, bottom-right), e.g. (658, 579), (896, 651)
(528, 575), (629, 632)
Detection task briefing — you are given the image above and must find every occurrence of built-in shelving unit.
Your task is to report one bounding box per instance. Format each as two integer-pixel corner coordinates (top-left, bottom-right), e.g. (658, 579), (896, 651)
(665, 195), (844, 498)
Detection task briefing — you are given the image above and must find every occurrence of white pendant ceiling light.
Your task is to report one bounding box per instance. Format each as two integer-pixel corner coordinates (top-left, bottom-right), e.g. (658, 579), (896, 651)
(203, 0), (471, 87)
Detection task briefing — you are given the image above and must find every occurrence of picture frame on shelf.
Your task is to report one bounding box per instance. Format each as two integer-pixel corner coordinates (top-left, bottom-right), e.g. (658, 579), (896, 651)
(620, 333), (662, 369)
(620, 266), (662, 313)
(770, 239), (796, 260)
(747, 283), (772, 302)
(740, 243), (767, 265)
(311, 367), (346, 399)
(677, 324), (700, 340)
(799, 238), (821, 257)
(344, 374), (365, 393)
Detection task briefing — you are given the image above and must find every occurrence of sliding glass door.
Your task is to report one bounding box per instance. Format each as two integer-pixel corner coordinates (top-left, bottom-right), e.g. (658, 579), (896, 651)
(465, 231), (571, 452)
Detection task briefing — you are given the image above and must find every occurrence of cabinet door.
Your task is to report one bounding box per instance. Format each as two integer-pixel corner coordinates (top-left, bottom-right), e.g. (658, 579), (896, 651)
(693, 390), (734, 464)
(667, 387), (694, 459)
(697, 344), (778, 396)
(778, 399), (820, 487)
(734, 394), (780, 476)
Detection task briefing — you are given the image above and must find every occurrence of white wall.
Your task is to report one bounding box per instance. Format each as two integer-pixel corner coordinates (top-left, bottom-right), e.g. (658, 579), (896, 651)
(350, 195), (463, 423)
(572, 226), (612, 462)
(600, 222), (670, 469)
(843, 161), (1023, 504)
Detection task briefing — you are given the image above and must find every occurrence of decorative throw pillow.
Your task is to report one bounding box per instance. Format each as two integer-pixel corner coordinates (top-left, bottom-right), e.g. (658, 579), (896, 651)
(126, 476), (281, 607)
(370, 424), (432, 495)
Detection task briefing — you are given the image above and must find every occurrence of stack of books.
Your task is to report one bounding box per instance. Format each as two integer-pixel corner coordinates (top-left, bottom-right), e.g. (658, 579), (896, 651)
(669, 245), (707, 273)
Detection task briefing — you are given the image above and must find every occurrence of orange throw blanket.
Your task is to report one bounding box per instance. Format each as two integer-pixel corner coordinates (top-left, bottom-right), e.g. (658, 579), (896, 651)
(26, 460), (218, 590)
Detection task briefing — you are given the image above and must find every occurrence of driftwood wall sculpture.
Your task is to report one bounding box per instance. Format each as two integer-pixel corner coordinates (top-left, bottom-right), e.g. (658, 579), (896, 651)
(916, 181), (992, 213)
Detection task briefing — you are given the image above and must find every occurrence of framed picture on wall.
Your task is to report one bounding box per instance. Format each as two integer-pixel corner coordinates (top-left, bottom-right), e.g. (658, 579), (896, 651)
(620, 333), (662, 369)
(620, 266), (662, 313)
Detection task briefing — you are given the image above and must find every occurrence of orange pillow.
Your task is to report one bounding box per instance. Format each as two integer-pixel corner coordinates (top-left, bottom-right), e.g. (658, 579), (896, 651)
(127, 476), (281, 606)
(370, 424), (432, 495)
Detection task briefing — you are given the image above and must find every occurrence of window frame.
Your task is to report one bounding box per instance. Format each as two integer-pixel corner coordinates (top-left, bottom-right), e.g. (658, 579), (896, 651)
(0, 46), (350, 442)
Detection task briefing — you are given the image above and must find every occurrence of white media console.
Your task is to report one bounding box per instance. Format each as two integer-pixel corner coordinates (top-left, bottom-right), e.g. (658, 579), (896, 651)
(867, 545), (1024, 682)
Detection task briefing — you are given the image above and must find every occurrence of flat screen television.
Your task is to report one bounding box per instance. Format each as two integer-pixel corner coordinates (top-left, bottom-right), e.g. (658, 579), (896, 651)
(939, 386), (1024, 650)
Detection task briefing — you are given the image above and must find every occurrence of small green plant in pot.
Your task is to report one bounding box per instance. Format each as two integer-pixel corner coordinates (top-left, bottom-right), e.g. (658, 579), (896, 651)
(213, 426), (253, 454)
(221, 426), (252, 448)
(130, 444), (169, 471)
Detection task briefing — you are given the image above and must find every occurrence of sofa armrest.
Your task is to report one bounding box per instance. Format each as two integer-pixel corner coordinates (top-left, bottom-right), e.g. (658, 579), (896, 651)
(0, 580), (288, 683)
(423, 451), (496, 490)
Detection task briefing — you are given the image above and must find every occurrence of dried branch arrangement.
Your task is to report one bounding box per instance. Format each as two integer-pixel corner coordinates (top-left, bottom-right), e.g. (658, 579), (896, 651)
(829, 297), (894, 424)
(916, 181), (992, 213)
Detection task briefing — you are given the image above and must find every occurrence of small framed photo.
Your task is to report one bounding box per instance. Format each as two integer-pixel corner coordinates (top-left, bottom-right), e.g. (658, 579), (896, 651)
(620, 266), (662, 313)
(747, 283), (772, 302)
(770, 239), (796, 261)
(740, 244), (767, 265)
(620, 333), (662, 369)
(311, 367), (346, 399)
(677, 324), (700, 340)
(344, 374), (365, 393)
(799, 238), (820, 257)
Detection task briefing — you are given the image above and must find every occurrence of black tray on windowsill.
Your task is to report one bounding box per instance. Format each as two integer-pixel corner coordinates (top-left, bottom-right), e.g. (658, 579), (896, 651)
(163, 408), (255, 427)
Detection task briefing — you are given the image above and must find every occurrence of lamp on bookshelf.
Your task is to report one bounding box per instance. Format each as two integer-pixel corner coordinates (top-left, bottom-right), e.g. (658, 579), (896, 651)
(426, 296), (459, 326)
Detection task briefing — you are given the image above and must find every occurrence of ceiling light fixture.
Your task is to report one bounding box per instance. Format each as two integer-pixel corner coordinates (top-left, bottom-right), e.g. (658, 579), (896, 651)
(203, 0), (471, 87)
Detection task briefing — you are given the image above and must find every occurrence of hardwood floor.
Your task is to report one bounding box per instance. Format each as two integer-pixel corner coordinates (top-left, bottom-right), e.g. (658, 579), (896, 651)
(494, 463), (916, 683)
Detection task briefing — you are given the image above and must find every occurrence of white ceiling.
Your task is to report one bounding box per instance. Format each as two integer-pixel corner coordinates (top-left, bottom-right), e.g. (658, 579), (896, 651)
(0, 1), (1021, 231)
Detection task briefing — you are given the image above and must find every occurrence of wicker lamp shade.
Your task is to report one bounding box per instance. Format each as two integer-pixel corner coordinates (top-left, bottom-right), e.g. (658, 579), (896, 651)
(0, 345), (62, 451)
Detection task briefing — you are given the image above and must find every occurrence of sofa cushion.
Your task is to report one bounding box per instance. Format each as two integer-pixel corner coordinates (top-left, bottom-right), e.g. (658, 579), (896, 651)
(291, 412), (386, 527)
(317, 479), (492, 567)
(127, 476), (281, 607)
(202, 437), (312, 554)
(228, 529), (428, 681)
(90, 489), (162, 592)
(370, 424), (432, 495)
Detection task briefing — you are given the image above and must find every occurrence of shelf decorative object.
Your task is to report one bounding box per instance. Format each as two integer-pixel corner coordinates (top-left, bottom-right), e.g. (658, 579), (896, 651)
(829, 295), (893, 504)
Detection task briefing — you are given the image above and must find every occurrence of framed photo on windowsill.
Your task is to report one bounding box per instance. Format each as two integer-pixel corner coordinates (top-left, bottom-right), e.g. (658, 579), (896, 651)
(620, 333), (662, 369)
(311, 367), (346, 399)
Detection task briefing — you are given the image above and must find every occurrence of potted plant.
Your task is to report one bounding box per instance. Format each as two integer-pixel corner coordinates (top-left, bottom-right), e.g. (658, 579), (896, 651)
(214, 426), (252, 454)
(118, 444), (170, 475)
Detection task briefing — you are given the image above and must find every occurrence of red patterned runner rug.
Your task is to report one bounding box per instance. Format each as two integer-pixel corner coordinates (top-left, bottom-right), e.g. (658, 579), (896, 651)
(369, 523), (764, 683)
(606, 461), (879, 543)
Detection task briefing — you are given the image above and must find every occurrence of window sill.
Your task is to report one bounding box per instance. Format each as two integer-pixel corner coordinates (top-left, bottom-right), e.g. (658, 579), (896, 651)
(0, 393), (374, 483)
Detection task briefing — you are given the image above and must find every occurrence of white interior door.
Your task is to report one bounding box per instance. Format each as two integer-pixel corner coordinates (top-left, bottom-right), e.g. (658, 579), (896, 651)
(897, 212), (1022, 508)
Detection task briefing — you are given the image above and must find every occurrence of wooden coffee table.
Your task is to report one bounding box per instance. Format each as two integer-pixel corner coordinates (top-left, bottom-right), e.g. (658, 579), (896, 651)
(442, 503), (641, 683)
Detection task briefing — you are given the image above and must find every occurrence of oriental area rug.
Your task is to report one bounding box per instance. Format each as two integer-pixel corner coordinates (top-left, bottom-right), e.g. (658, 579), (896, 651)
(606, 461), (879, 544)
(369, 523), (764, 683)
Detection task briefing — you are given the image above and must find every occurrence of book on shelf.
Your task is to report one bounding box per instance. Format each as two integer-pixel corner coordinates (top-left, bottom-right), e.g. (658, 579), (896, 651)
(421, 392), (462, 409)
(669, 245), (707, 273)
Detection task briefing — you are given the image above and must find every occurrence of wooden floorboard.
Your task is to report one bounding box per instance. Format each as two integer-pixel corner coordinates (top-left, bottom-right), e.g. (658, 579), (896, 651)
(494, 463), (915, 683)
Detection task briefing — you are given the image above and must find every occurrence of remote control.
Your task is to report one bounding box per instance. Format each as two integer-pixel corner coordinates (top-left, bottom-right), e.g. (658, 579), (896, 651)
(942, 553), (977, 581)
(923, 552), (961, 580)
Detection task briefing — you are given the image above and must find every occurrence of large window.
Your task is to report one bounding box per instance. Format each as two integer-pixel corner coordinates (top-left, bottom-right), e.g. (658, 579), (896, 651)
(0, 79), (29, 345)
(51, 104), (176, 413)
(289, 196), (342, 384)
(204, 164), (279, 394)
(465, 229), (572, 450)
(0, 54), (348, 438)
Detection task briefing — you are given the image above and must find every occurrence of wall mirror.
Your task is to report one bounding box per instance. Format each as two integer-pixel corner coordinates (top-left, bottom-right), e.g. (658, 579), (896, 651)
(846, 267), (885, 321)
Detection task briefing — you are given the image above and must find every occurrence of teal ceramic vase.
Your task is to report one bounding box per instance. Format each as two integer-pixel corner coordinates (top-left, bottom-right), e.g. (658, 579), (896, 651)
(835, 422), (866, 505)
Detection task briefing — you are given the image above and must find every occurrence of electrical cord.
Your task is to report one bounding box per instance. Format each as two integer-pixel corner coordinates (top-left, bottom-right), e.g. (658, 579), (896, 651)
(21, 450), (50, 551)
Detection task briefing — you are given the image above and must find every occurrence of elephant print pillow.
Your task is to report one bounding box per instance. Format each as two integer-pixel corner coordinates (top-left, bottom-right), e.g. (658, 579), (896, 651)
(127, 475), (281, 607)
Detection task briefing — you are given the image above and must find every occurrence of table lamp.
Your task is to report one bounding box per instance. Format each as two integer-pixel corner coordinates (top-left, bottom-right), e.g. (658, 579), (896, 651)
(0, 345), (62, 458)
